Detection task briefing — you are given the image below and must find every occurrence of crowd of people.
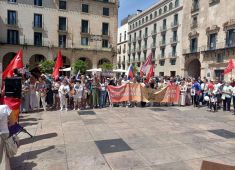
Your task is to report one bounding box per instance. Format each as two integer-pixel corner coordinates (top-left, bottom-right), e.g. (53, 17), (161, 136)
(8, 69), (235, 114)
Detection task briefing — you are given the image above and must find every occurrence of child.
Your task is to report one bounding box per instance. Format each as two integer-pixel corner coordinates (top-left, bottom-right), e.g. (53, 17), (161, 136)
(73, 80), (83, 111)
(210, 93), (217, 112)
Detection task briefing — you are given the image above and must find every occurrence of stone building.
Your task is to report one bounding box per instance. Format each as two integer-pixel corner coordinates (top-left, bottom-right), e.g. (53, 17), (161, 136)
(182, 0), (235, 81)
(127, 0), (183, 77)
(0, 0), (118, 73)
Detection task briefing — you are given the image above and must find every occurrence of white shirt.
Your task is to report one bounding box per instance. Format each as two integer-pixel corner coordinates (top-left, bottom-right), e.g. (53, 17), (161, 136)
(0, 105), (12, 134)
(213, 83), (221, 94)
(74, 84), (83, 99)
(222, 85), (233, 98)
(232, 87), (235, 96)
(59, 85), (70, 96)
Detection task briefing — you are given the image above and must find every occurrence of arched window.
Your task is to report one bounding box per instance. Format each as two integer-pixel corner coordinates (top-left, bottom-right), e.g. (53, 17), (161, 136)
(164, 6), (167, 13)
(135, 22), (137, 27)
(139, 20), (141, 25)
(146, 16), (148, 22)
(154, 11), (157, 17)
(175, 0), (179, 7)
(130, 25), (132, 30)
(150, 13), (153, 20)
(142, 18), (144, 23)
(169, 2), (173, 10)
(159, 8), (162, 15)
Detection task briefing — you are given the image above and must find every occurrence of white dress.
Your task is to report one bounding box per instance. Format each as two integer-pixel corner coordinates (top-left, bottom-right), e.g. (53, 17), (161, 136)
(180, 85), (187, 106)
(30, 83), (38, 110)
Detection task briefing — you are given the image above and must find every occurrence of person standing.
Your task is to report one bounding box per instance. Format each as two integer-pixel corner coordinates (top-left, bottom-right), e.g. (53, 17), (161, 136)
(21, 78), (30, 113)
(36, 77), (47, 112)
(52, 80), (61, 110)
(91, 76), (100, 108)
(73, 80), (83, 110)
(29, 76), (38, 111)
(59, 80), (70, 111)
(180, 80), (187, 106)
(99, 78), (107, 108)
(222, 82), (233, 112)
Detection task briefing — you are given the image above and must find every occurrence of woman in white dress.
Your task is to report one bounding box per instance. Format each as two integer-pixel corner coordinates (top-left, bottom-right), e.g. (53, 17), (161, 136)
(59, 80), (70, 111)
(29, 76), (38, 111)
(180, 80), (187, 106)
(36, 77), (47, 111)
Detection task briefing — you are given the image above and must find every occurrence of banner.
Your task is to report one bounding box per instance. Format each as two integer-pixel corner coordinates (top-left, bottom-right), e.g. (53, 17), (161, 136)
(107, 84), (180, 103)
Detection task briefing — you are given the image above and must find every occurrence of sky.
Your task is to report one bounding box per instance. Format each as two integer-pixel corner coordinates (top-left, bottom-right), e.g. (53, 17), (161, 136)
(118, 0), (160, 26)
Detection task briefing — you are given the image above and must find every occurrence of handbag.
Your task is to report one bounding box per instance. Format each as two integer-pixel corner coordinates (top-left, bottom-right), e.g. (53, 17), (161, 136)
(65, 93), (69, 98)
(4, 136), (19, 157)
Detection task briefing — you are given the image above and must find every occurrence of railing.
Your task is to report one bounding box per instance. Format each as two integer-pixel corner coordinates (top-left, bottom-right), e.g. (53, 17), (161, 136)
(142, 45), (147, 51)
(191, 3), (199, 13)
(159, 40), (166, 47)
(137, 36), (142, 41)
(160, 26), (167, 32)
(171, 21), (179, 29)
(170, 37), (178, 44)
(132, 37), (137, 43)
(169, 52), (177, 58)
(151, 30), (157, 36)
(183, 48), (199, 54)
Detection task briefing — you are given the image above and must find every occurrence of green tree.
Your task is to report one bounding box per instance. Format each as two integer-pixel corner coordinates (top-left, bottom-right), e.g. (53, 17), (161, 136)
(39, 60), (55, 74)
(101, 62), (113, 71)
(73, 59), (88, 74)
(132, 64), (138, 75)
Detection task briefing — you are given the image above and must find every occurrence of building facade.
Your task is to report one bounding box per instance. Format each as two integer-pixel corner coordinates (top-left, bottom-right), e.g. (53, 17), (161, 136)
(182, 0), (235, 81)
(117, 22), (128, 70)
(0, 0), (118, 72)
(127, 0), (183, 77)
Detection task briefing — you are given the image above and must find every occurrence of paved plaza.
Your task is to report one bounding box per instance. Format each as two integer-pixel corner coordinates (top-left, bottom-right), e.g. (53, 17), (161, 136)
(11, 106), (235, 170)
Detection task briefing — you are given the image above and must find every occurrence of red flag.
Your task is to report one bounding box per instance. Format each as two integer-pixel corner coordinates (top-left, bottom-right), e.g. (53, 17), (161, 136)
(224, 58), (235, 75)
(145, 64), (154, 83)
(52, 50), (64, 80)
(2, 49), (23, 79)
(141, 53), (153, 75)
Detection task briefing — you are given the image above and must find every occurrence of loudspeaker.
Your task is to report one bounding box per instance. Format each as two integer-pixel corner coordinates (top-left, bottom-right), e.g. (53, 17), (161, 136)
(5, 78), (22, 99)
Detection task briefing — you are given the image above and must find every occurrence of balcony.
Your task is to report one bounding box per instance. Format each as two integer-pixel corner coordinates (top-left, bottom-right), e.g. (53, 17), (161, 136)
(191, 22), (198, 29)
(143, 33), (148, 39)
(209, 0), (220, 6)
(169, 52), (177, 58)
(32, 22), (44, 31)
(122, 48), (126, 53)
(6, 18), (19, 28)
(151, 30), (157, 36)
(160, 26), (167, 33)
(171, 21), (179, 29)
(159, 40), (166, 47)
(191, 4), (199, 13)
(142, 45), (147, 51)
(183, 48), (199, 54)
(132, 37), (137, 43)
(131, 48), (136, 54)
(137, 36), (142, 42)
(151, 43), (156, 49)
(137, 47), (141, 53)
(170, 37), (178, 45)
(58, 24), (68, 33)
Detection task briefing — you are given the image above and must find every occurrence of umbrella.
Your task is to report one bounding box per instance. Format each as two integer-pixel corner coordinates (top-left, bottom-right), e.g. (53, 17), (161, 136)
(86, 68), (102, 72)
(113, 69), (126, 73)
(59, 67), (72, 72)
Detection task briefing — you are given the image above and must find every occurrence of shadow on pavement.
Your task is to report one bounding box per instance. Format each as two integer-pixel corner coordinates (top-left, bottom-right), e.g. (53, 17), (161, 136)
(10, 146), (55, 170)
(20, 133), (58, 146)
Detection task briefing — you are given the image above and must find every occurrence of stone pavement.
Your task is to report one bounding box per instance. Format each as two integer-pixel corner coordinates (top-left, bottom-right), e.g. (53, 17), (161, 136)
(11, 106), (235, 170)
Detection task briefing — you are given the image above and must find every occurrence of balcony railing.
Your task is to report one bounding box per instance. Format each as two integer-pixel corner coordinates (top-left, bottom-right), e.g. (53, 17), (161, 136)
(191, 3), (199, 13)
(151, 43), (156, 49)
(137, 36), (142, 42)
(191, 22), (198, 29)
(160, 26), (167, 32)
(132, 37), (137, 43)
(159, 40), (166, 47)
(151, 30), (157, 36)
(171, 21), (179, 29)
(183, 48), (199, 54)
(142, 45), (147, 51)
(169, 52), (177, 58)
(170, 37), (178, 44)
(143, 33), (148, 39)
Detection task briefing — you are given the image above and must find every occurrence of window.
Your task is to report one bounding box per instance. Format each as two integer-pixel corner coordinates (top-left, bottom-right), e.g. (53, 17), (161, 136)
(124, 31), (126, 40)
(163, 19), (167, 29)
(81, 20), (89, 33)
(59, 35), (66, 48)
(159, 9), (162, 15)
(82, 4), (89, 13)
(7, 10), (17, 25)
(150, 14), (152, 20)
(192, 0), (199, 11)
(7, 29), (19, 44)
(81, 37), (89, 46)
(174, 14), (178, 25)
(170, 59), (176, 66)
(169, 2), (173, 10)
(154, 11), (157, 17)
(208, 33), (217, 50)
(103, 7), (109, 16)
(173, 30), (177, 41)
(8, 0), (17, 3)
(192, 16), (198, 28)
(172, 46), (177, 56)
(34, 0), (42, 6)
(59, 17), (67, 31)
(102, 39), (109, 48)
(145, 27), (148, 35)
(146, 16), (148, 22)
(34, 14), (42, 28)
(159, 72), (164, 76)
(59, 0), (66, 10)
(142, 18), (144, 23)
(162, 34), (166, 44)
(170, 71), (176, 77)
(161, 48), (165, 58)
(153, 23), (157, 32)
(160, 60), (165, 66)
(135, 22), (137, 27)
(226, 29), (235, 47)
(139, 30), (142, 37)
(175, 0), (179, 7)
(102, 23), (109, 35)
(34, 32), (42, 46)
(139, 20), (141, 26)
(190, 38), (198, 52)
(164, 6), (167, 13)
(216, 54), (224, 63)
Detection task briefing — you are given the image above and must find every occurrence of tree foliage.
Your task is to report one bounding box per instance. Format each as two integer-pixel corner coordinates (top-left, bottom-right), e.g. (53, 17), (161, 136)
(39, 60), (55, 74)
(101, 62), (113, 71)
(73, 59), (88, 74)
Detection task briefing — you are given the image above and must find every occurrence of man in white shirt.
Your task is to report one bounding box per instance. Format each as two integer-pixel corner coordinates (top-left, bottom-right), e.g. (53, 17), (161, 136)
(222, 82), (233, 111)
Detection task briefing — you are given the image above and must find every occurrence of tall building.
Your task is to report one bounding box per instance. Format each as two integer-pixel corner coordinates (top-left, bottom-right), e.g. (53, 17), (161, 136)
(182, 0), (235, 80)
(127, 0), (183, 77)
(0, 0), (118, 72)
